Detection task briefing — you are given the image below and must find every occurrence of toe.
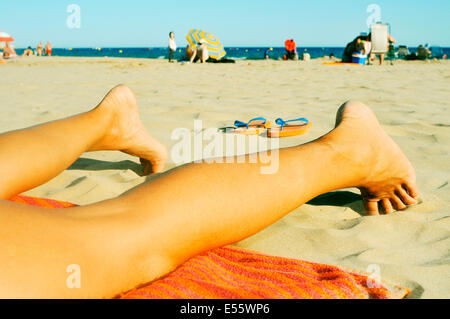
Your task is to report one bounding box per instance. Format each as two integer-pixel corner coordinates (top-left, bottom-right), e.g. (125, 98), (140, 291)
(140, 158), (166, 175)
(390, 196), (407, 211)
(140, 158), (152, 176)
(403, 182), (419, 199)
(364, 200), (380, 216)
(381, 198), (394, 214)
(395, 187), (417, 205)
(151, 158), (167, 174)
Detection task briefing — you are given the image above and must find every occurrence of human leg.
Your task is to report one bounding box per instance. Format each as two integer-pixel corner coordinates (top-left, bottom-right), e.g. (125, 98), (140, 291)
(0, 85), (168, 199)
(0, 100), (418, 298)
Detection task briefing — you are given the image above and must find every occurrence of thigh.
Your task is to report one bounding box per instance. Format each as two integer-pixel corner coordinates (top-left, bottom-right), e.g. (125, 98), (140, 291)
(0, 200), (124, 298)
(0, 200), (100, 298)
(0, 199), (175, 298)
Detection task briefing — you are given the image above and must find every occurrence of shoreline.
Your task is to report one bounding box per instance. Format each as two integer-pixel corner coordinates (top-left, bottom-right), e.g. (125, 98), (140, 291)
(3, 55), (449, 64)
(7, 46), (449, 62)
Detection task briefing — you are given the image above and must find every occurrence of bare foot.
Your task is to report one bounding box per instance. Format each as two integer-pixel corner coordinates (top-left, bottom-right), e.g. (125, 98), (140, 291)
(91, 85), (168, 175)
(328, 101), (419, 215)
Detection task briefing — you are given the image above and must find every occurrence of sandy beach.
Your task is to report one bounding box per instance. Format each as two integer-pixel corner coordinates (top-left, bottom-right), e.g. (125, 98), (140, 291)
(0, 57), (449, 298)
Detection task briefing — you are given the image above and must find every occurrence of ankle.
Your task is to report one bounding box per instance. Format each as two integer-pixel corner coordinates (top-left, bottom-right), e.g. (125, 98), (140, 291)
(316, 130), (374, 188)
(86, 104), (116, 151)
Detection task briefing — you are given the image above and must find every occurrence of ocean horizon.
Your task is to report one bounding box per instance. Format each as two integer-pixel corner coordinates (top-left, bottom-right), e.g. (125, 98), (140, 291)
(13, 46), (450, 60)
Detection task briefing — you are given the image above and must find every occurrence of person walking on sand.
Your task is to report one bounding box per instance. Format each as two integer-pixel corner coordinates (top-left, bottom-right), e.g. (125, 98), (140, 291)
(45, 41), (53, 57)
(168, 32), (177, 62)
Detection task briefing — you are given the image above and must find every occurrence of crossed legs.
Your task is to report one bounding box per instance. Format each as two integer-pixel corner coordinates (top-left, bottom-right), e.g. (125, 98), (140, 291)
(0, 86), (418, 298)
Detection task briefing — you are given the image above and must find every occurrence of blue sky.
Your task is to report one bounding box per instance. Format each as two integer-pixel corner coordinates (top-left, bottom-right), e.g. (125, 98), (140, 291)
(1, 0), (449, 48)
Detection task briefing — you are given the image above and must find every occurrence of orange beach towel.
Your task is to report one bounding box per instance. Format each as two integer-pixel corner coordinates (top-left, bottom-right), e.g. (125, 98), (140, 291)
(9, 195), (410, 299)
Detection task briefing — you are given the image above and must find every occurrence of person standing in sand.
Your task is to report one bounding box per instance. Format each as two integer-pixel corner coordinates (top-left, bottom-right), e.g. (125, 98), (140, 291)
(36, 42), (44, 56)
(168, 32), (177, 63)
(45, 41), (53, 56)
(0, 85), (419, 298)
(264, 48), (273, 60)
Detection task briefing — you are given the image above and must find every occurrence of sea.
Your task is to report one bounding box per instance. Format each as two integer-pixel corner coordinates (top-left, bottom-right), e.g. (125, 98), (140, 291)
(13, 46), (450, 60)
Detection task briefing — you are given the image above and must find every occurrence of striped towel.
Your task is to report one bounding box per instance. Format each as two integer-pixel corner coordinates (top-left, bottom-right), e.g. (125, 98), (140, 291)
(9, 195), (409, 299)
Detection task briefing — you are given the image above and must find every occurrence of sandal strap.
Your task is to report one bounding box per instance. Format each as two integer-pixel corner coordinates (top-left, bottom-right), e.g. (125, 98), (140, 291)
(275, 117), (309, 131)
(234, 117), (267, 129)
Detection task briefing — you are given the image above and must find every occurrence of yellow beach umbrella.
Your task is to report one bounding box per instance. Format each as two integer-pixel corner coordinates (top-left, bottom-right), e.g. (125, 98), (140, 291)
(186, 29), (226, 60)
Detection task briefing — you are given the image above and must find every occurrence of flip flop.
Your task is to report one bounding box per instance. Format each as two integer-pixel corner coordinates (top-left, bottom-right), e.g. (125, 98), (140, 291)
(267, 117), (311, 138)
(232, 117), (271, 135)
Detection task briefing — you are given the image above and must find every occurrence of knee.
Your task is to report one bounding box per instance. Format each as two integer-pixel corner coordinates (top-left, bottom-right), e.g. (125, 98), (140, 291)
(336, 100), (368, 121)
(341, 100), (367, 109)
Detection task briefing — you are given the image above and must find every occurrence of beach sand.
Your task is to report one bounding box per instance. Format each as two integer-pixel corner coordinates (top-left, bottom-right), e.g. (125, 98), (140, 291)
(0, 57), (449, 298)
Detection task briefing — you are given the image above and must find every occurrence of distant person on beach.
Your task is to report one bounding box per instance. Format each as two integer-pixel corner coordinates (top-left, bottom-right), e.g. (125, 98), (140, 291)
(45, 42), (53, 57)
(196, 39), (209, 63)
(186, 39), (209, 63)
(368, 33), (396, 65)
(22, 47), (34, 57)
(302, 52), (310, 61)
(405, 45), (431, 61)
(284, 39), (297, 60)
(185, 44), (194, 61)
(341, 35), (370, 63)
(2, 44), (9, 59)
(416, 45), (431, 60)
(2, 43), (16, 59)
(168, 32), (176, 62)
(0, 85), (419, 298)
(36, 42), (44, 56)
(264, 48), (274, 60)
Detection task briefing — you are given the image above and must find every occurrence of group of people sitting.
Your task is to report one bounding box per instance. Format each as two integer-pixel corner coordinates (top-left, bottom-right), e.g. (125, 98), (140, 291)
(404, 45), (432, 61)
(0, 41), (52, 60)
